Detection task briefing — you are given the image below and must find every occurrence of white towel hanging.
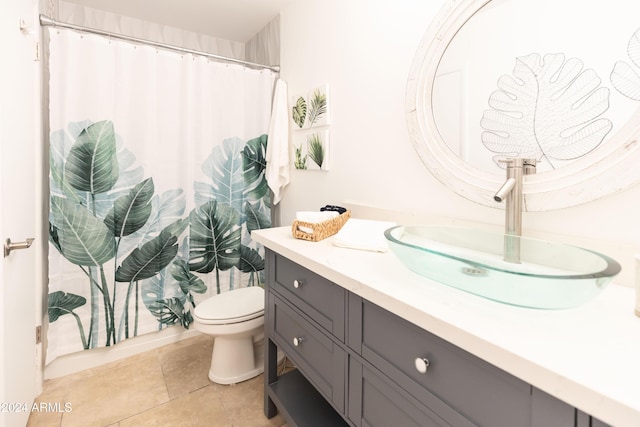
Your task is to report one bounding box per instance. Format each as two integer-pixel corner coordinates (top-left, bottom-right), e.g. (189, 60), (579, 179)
(266, 79), (290, 205)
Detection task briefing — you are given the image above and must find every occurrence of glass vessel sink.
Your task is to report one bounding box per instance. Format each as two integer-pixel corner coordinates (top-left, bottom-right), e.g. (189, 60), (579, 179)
(384, 225), (621, 309)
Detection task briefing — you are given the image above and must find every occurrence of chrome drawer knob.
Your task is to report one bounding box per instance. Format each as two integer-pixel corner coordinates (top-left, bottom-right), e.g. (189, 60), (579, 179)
(414, 357), (430, 374)
(293, 279), (302, 289)
(293, 337), (304, 347)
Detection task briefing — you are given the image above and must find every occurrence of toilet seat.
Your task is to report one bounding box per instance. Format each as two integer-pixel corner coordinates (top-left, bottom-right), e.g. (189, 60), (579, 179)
(194, 286), (264, 325)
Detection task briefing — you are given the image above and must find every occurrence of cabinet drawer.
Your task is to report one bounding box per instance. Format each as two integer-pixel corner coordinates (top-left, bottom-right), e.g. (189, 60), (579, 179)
(272, 253), (345, 340)
(532, 389), (612, 427)
(269, 292), (346, 413)
(355, 299), (531, 427)
(348, 358), (474, 427)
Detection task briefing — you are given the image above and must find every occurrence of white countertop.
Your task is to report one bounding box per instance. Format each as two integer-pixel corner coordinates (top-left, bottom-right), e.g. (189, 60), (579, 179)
(253, 226), (640, 427)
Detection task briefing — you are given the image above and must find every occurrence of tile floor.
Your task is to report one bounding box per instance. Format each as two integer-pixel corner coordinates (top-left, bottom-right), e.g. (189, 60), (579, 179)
(27, 334), (289, 427)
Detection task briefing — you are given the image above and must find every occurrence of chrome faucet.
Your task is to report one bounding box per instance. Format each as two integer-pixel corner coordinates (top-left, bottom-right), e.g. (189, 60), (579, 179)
(493, 158), (536, 263)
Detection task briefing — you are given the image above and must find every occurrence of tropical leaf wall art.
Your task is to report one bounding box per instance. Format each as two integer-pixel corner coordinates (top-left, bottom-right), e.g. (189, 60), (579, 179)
(48, 120), (271, 353)
(290, 85), (331, 129)
(294, 144), (308, 170)
(307, 132), (325, 168)
(293, 129), (330, 171)
(611, 27), (640, 100)
(290, 85), (331, 171)
(480, 53), (612, 169)
(292, 96), (307, 128)
(307, 88), (327, 127)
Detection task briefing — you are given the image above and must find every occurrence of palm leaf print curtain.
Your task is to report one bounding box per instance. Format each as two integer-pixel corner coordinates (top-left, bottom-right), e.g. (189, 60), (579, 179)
(46, 28), (276, 363)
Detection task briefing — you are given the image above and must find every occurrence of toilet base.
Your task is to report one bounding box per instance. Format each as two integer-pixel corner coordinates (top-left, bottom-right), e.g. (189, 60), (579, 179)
(208, 336), (265, 385)
(209, 365), (264, 385)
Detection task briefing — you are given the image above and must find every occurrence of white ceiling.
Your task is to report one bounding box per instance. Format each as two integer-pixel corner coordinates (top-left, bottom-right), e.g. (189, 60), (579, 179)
(62, 0), (294, 42)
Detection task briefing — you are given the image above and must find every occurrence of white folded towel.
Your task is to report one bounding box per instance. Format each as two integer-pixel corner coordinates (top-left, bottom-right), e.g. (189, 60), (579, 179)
(266, 79), (290, 205)
(333, 218), (397, 252)
(295, 211), (339, 233)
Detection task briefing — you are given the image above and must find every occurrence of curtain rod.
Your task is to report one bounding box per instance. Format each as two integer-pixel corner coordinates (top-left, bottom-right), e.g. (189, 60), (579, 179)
(39, 14), (280, 73)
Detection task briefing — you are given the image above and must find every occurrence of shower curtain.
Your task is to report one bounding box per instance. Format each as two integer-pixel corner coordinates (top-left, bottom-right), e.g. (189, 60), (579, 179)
(46, 27), (276, 363)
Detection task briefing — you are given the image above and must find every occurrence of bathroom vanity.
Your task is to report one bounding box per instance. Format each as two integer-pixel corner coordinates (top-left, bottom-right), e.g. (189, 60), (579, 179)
(254, 226), (640, 427)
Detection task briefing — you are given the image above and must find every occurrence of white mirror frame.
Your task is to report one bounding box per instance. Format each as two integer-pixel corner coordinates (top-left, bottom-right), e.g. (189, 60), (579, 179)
(406, 0), (640, 211)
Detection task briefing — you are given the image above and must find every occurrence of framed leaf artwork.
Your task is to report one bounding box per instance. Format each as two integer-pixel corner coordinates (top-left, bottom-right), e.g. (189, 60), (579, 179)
(292, 129), (330, 171)
(290, 84), (330, 130)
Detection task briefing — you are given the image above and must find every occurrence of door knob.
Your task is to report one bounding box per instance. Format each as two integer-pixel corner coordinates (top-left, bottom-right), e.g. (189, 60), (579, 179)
(4, 238), (35, 257)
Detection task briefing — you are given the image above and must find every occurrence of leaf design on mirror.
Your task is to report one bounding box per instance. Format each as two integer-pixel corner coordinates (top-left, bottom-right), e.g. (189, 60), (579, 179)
(611, 28), (640, 100)
(481, 53), (612, 169)
(292, 96), (307, 128)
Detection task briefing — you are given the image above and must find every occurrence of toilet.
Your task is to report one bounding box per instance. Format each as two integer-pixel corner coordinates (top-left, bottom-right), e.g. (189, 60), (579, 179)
(193, 286), (266, 385)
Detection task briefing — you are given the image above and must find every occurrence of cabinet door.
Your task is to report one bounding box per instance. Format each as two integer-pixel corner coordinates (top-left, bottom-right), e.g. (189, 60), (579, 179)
(269, 292), (346, 413)
(531, 388), (577, 427)
(353, 298), (531, 427)
(591, 418), (612, 427)
(532, 389), (613, 427)
(348, 358), (474, 427)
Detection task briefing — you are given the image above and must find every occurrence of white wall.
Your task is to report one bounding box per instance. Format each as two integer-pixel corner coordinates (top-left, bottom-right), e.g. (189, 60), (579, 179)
(278, 0), (640, 287)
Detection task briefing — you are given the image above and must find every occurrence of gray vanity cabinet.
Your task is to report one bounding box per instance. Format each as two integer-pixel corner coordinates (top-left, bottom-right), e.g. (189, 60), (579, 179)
(348, 358), (471, 427)
(348, 296), (530, 427)
(263, 249), (611, 427)
(264, 250), (350, 426)
(269, 292), (346, 412)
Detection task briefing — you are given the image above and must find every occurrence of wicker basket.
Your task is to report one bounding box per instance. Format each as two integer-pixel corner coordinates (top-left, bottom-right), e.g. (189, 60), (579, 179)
(291, 211), (351, 242)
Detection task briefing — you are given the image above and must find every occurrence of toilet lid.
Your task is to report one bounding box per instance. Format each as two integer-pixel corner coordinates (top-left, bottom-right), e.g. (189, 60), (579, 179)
(194, 286), (264, 324)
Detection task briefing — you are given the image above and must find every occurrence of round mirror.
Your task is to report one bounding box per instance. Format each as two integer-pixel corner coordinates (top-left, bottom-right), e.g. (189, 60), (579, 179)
(407, 0), (640, 210)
